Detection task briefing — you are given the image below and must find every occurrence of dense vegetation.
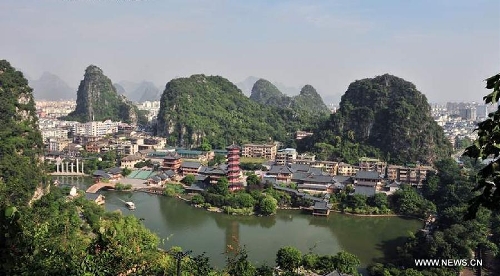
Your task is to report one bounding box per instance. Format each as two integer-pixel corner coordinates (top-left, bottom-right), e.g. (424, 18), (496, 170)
(463, 73), (500, 217)
(183, 177), (315, 216)
(156, 74), (324, 148)
(0, 60), (172, 275)
(62, 65), (146, 124)
(299, 74), (453, 165)
(368, 158), (500, 275)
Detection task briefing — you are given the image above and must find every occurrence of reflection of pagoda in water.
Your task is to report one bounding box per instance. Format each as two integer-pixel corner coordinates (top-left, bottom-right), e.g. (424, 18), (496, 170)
(225, 220), (240, 253)
(226, 144), (243, 190)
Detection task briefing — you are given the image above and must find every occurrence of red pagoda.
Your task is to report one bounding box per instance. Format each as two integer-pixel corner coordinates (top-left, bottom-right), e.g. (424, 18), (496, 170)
(226, 144), (242, 189)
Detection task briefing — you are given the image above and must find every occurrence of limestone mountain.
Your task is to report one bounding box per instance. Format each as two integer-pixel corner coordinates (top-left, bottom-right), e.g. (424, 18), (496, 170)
(250, 79), (330, 115)
(29, 71), (75, 100)
(136, 81), (161, 102)
(156, 74), (301, 148)
(292, 85), (331, 114)
(63, 65), (146, 124)
(299, 74), (452, 164)
(235, 76), (260, 96)
(113, 83), (126, 95)
(250, 79), (291, 106)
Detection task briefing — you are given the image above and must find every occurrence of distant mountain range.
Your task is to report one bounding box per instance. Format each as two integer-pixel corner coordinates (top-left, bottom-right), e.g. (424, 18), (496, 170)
(115, 80), (161, 102)
(236, 76), (341, 105)
(28, 72), (75, 100)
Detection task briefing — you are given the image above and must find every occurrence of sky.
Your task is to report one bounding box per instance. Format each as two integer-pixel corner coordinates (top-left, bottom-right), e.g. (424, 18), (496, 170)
(1, 0), (499, 104)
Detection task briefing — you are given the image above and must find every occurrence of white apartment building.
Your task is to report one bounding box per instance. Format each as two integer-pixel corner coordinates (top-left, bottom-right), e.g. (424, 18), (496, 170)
(275, 148), (298, 165)
(73, 120), (120, 137)
(41, 128), (68, 142)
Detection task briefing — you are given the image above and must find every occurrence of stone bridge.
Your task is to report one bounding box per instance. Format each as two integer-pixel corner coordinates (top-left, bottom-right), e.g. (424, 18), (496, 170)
(86, 182), (116, 193)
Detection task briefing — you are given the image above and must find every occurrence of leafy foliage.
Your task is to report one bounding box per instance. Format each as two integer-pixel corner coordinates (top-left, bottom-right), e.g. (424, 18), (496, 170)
(276, 246), (302, 272)
(463, 73), (500, 217)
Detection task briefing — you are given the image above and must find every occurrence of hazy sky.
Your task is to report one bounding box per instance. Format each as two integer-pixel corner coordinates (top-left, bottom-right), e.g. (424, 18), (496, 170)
(1, 0), (499, 103)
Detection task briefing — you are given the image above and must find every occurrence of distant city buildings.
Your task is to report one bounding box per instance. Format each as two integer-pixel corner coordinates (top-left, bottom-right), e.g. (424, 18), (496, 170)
(137, 101), (160, 122)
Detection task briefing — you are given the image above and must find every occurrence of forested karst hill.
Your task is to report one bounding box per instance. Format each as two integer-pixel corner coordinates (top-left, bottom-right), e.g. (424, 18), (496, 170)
(155, 74), (323, 148)
(62, 65), (146, 124)
(299, 74), (452, 164)
(0, 60), (47, 207)
(250, 79), (330, 115)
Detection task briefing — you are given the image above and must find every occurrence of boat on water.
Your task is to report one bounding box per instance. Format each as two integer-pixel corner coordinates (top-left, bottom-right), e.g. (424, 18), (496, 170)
(125, 201), (136, 210)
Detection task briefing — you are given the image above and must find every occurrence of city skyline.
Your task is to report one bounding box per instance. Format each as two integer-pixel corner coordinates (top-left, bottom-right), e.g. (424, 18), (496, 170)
(1, 0), (499, 103)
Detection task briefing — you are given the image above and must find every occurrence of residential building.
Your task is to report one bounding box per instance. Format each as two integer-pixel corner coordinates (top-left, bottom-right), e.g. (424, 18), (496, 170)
(242, 143), (277, 160)
(386, 165), (435, 186)
(358, 157), (387, 175)
(48, 138), (71, 152)
(275, 148), (297, 165)
(73, 120), (120, 137)
(295, 130), (313, 140)
(121, 155), (143, 169)
(337, 162), (359, 176)
(311, 161), (338, 175)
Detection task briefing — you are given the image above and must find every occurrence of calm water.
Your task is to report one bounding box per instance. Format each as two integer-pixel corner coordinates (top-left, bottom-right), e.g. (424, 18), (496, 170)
(55, 177), (422, 269)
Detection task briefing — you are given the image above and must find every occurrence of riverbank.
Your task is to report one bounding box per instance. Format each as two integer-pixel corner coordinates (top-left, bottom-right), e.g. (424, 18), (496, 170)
(116, 186), (425, 221)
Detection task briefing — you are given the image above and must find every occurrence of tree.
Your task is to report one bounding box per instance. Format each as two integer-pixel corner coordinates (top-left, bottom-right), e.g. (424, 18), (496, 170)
(368, 193), (389, 209)
(208, 177), (229, 196)
(302, 252), (319, 270)
(276, 246), (302, 273)
(463, 73), (500, 218)
(191, 194), (205, 205)
(235, 193), (256, 208)
(246, 174), (260, 187)
(121, 167), (132, 176)
(332, 251), (360, 275)
(181, 174), (196, 186)
(226, 246), (256, 276)
(188, 253), (212, 276)
(209, 154), (226, 166)
(259, 196), (277, 215)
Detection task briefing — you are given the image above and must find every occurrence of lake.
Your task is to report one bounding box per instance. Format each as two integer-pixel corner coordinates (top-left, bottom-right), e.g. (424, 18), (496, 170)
(56, 176), (421, 270)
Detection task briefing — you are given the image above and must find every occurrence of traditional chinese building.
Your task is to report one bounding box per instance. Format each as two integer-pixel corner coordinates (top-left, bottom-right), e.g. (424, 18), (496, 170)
(226, 144), (242, 188)
(161, 153), (181, 173)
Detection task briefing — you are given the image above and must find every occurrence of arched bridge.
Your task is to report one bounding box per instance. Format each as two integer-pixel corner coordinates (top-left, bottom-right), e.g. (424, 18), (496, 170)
(86, 182), (116, 193)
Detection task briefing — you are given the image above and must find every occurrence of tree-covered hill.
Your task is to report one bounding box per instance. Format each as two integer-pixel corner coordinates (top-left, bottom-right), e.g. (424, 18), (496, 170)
(250, 79), (330, 115)
(0, 60), (173, 275)
(299, 74), (452, 164)
(62, 65), (147, 124)
(249, 79), (291, 107)
(156, 74), (300, 148)
(0, 60), (47, 207)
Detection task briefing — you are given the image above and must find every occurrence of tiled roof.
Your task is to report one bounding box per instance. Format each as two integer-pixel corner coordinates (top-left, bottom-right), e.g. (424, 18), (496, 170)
(355, 171), (381, 180)
(181, 161), (202, 169)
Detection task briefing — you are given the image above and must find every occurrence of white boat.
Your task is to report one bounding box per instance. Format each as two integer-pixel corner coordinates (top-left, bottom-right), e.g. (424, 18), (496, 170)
(125, 201), (136, 210)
